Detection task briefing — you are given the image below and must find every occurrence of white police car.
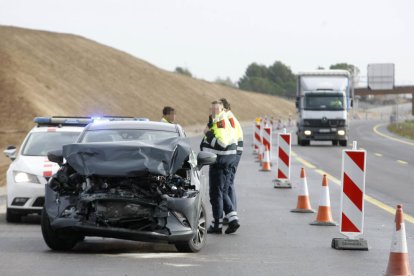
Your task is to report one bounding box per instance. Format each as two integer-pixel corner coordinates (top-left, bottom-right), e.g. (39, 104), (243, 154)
(3, 117), (91, 222)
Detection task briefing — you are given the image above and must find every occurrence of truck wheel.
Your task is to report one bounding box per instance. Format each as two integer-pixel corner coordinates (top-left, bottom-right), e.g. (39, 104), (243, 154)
(332, 140), (338, 146)
(339, 140), (347, 147)
(301, 140), (310, 146)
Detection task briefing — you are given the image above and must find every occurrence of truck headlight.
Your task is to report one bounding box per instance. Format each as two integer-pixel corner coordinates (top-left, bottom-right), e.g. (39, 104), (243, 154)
(337, 130), (345, 136)
(13, 171), (40, 183)
(304, 130), (312, 136)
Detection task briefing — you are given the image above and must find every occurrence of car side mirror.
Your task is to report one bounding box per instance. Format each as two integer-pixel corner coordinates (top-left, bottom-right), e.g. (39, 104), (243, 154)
(47, 149), (64, 165)
(3, 145), (17, 161)
(197, 151), (217, 169)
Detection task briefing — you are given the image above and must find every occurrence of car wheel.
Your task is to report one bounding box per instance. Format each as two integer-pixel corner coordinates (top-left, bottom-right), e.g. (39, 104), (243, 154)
(332, 140), (338, 146)
(41, 207), (79, 251)
(6, 208), (21, 223)
(175, 203), (207, 253)
(339, 140), (348, 147)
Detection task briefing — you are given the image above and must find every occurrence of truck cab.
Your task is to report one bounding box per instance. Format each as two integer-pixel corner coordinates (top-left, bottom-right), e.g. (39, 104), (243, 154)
(296, 70), (352, 146)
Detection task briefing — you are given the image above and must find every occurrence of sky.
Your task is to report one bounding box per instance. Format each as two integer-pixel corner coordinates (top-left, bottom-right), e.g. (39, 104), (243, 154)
(1, 0), (413, 85)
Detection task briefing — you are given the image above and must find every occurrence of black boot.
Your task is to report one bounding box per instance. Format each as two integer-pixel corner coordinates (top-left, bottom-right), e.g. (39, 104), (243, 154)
(207, 225), (222, 234)
(225, 220), (240, 234)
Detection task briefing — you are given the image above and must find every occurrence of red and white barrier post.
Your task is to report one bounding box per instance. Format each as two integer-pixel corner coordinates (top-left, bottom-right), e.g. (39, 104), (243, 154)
(332, 141), (368, 250)
(262, 126), (272, 159)
(273, 129), (292, 189)
(253, 122), (261, 155)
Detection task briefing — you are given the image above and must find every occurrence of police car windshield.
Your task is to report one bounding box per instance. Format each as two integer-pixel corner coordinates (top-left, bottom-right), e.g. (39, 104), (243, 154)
(22, 132), (81, 156)
(81, 129), (179, 143)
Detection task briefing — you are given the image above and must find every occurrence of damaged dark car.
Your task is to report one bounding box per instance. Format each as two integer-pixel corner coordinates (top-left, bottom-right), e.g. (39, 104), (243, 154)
(41, 121), (216, 252)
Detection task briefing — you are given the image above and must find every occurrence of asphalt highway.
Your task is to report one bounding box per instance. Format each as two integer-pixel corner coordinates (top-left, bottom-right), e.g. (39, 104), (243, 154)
(0, 119), (412, 275)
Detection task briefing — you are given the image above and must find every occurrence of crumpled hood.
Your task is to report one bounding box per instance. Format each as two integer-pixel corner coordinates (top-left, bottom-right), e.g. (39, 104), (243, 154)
(62, 137), (191, 177)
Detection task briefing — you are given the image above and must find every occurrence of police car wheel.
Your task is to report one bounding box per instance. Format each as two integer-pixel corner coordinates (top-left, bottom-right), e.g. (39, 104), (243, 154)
(41, 207), (79, 251)
(6, 208), (22, 223)
(175, 203), (207, 253)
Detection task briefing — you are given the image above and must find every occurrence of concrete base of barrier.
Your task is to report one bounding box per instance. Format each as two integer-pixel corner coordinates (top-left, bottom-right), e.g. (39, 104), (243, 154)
(273, 179), (292, 189)
(331, 238), (369, 251)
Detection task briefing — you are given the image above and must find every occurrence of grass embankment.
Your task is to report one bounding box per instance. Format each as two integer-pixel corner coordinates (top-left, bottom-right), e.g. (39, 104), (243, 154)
(388, 120), (414, 140)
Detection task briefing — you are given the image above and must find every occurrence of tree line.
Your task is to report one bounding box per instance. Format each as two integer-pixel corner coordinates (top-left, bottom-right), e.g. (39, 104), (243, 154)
(175, 63), (357, 99)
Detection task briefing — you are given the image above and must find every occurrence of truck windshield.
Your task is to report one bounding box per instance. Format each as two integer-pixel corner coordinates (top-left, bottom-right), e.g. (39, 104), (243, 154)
(304, 94), (345, 111)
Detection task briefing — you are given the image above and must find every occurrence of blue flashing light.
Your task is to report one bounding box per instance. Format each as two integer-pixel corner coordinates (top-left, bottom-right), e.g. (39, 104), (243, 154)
(33, 117), (51, 124)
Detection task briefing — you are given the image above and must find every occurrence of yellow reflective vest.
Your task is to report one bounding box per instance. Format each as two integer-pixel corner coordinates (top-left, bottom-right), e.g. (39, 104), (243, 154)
(202, 111), (237, 155)
(161, 117), (173, 124)
(226, 110), (244, 154)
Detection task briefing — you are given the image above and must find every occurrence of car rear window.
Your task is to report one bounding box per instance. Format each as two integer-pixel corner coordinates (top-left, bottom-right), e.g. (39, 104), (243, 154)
(81, 129), (179, 143)
(22, 132), (81, 156)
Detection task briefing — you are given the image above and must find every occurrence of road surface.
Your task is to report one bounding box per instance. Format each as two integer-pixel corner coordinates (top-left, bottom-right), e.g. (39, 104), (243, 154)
(0, 119), (412, 275)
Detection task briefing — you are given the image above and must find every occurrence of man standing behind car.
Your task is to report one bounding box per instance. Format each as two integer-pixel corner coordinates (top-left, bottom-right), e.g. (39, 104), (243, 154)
(161, 106), (176, 123)
(201, 100), (240, 234)
(220, 98), (243, 220)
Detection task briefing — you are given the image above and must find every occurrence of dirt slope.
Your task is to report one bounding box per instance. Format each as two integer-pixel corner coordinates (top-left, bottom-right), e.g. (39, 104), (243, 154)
(0, 26), (294, 185)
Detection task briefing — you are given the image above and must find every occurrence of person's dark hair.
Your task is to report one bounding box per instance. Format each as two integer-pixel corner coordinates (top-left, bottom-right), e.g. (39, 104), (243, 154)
(220, 98), (231, 110)
(211, 100), (223, 105)
(162, 106), (175, 116)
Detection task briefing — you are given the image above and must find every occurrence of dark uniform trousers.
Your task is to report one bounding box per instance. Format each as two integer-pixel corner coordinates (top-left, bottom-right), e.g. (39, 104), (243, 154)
(228, 153), (241, 210)
(209, 154), (236, 228)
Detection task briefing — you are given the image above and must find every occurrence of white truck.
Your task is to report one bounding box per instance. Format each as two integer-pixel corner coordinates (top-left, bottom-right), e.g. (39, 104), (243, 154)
(295, 70), (352, 146)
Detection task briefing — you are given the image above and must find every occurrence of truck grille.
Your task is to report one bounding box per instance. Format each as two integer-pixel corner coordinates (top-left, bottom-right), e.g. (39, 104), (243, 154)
(304, 119), (345, 127)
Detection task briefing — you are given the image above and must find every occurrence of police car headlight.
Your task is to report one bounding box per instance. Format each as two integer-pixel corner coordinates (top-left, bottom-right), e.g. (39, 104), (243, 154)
(13, 171), (40, 183)
(304, 130), (312, 136)
(337, 130), (346, 136)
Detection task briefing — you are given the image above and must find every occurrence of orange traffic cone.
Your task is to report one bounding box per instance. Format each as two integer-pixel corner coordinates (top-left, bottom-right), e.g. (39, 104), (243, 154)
(291, 168), (314, 213)
(257, 145), (263, 162)
(385, 205), (412, 276)
(310, 175), (337, 226)
(260, 145), (271, 171)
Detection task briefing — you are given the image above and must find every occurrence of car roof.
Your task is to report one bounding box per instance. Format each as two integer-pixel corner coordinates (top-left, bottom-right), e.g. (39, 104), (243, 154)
(29, 126), (85, 133)
(85, 121), (180, 132)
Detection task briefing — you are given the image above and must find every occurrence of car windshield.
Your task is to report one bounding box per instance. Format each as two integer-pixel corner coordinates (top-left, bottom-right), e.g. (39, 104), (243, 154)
(22, 131), (81, 156)
(304, 93), (345, 111)
(81, 129), (179, 143)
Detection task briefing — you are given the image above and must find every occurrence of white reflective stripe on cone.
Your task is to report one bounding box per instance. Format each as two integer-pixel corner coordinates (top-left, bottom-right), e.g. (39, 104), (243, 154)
(391, 223), (408, 253)
(298, 177), (309, 196)
(319, 186), (331, 207)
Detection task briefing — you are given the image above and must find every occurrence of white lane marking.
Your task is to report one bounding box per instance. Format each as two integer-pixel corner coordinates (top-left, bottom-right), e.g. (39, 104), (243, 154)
(397, 160), (408, 165)
(163, 263), (200, 267)
(373, 124), (414, 147)
(374, 153), (383, 157)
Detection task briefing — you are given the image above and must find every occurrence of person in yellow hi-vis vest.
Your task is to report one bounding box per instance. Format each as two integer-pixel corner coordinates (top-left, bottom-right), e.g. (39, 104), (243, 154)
(161, 106), (176, 124)
(201, 100), (240, 234)
(220, 98), (243, 225)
